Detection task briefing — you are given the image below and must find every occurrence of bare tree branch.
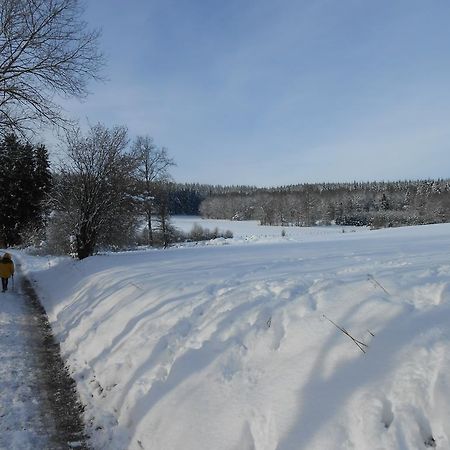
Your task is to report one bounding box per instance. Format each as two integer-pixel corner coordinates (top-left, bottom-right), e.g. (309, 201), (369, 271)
(131, 135), (176, 245)
(0, 0), (104, 136)
(52, 123), (139, 259)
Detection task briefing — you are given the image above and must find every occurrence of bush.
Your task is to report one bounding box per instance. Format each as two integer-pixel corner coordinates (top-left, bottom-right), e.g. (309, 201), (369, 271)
(187, 224), (233, 242)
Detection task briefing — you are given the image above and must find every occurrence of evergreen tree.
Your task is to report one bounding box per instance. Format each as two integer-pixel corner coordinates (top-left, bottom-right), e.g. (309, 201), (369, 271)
(0, 134), (52, 246)
(194, 178), (450, 229)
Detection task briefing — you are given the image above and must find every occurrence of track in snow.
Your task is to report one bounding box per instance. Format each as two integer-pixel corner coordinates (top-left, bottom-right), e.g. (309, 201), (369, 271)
(0, 267), (88, 449)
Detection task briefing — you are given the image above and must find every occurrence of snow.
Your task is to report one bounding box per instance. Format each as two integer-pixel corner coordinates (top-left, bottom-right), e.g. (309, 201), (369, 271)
(15, 220), (450, 449)
(0, 282), (58, 449)
(172, 215), (367, 244)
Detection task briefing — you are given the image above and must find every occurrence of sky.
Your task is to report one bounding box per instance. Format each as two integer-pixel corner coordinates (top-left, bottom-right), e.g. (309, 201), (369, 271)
(55, 0), (450, 187)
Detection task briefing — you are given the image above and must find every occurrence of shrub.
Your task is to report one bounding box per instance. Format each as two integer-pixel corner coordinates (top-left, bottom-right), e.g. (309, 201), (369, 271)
(187, 224), (233, 242)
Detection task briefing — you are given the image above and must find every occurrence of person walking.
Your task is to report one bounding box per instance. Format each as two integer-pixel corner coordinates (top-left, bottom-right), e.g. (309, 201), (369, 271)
(0, 252), (14, 292)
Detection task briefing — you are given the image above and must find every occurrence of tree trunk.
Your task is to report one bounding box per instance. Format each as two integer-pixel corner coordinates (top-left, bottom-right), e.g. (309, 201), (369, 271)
(76, 224), (95, 259)
(147, 209), (153, 246)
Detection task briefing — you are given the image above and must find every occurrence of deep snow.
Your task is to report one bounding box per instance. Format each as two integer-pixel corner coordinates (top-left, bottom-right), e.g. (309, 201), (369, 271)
(16, 220), (450, 449)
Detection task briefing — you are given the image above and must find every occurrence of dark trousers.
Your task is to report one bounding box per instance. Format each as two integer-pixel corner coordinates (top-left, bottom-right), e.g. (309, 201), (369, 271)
(2, 278), (8, 291)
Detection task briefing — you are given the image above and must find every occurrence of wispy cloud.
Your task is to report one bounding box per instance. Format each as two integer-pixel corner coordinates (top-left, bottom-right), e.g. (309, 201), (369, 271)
(48, 0), (450, 186)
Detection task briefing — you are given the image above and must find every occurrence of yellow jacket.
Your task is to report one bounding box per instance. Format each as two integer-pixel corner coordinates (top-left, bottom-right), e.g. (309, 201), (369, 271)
(0, 254), (14, 278)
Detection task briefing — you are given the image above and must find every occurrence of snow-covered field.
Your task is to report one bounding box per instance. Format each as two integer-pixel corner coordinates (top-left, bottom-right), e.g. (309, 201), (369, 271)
(172, 215), (366, 244)
(16, 219), (450, 449)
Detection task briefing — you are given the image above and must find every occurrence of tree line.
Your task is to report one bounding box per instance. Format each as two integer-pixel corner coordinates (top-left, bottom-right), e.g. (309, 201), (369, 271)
(51, 125), (176, 258)
(4, 129), (450, 260)
(197, 181), (450, 228)
(2, 0), (450, 260)
(168, 183), (256, 215)
(0, 0), (180, 259)
(0, 126), (176, 259)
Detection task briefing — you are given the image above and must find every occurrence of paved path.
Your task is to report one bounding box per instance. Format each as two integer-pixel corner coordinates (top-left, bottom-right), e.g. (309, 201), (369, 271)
(0, 269), (88, 449)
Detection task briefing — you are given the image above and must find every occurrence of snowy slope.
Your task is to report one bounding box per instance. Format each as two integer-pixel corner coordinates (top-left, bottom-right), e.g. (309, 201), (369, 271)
(18, 222), (450, 450)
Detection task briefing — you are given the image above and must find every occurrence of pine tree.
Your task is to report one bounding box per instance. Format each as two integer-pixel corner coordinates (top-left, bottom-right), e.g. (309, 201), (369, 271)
(0, 134), (52, 246)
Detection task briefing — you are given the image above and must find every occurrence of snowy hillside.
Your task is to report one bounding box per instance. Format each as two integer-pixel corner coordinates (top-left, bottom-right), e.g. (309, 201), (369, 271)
(17, 221), (450, 450)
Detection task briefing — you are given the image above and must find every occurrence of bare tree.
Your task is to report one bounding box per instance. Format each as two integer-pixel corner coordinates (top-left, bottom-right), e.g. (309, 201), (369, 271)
(52, 123), (138, 259)
(132, 135), (175, 245)
(0, 0), (104, 135)
(153, 181), (174, 248)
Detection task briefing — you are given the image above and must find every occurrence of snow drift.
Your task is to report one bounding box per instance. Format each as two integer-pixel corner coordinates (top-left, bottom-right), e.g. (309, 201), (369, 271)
(18, 221), (450, 449)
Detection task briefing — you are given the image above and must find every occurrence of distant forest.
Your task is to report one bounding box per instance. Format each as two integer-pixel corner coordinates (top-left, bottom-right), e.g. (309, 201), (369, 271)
(170, 179), (450, 228)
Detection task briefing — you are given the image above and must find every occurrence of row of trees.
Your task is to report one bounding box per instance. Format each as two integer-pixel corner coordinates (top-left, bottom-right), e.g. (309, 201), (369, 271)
(4, 125), (450, 258)
(168, 183), (260, 215)
(0, 0), (179, 258)
(2, 0), (450, 258)
(0, 1), (183, 258)
(198, 181), (450, 228)
(51, 125), (175, 258)
(0, 126), (175, 259)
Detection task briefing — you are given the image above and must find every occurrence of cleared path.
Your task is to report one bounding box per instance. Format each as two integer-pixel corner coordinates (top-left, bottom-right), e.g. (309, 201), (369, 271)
(0, 267), (88, 449)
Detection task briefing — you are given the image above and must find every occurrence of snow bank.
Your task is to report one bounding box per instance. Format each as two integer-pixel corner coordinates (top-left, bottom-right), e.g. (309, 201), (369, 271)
(18, 222), (450, 449)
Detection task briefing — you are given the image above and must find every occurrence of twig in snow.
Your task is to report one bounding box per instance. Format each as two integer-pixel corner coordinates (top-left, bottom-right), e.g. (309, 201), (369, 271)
(323, 314), (368, 354)
(266, 317), (272, 328)
(367, 274), (390, 296)
(129, 281), (145, 291)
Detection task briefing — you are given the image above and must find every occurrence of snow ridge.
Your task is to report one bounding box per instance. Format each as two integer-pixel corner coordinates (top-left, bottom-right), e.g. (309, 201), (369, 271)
(18, 221), (450, 449)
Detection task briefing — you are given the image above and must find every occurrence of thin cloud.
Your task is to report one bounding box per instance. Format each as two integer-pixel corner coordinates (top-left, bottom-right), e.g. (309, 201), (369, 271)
(48, 0), (450, 186)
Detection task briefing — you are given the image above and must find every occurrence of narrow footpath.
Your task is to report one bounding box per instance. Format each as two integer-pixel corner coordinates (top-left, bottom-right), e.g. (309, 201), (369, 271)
(0, 265), (88, 450)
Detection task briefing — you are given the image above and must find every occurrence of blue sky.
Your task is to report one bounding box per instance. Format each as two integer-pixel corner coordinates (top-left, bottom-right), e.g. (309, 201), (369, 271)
(59, 0), (450, 186)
